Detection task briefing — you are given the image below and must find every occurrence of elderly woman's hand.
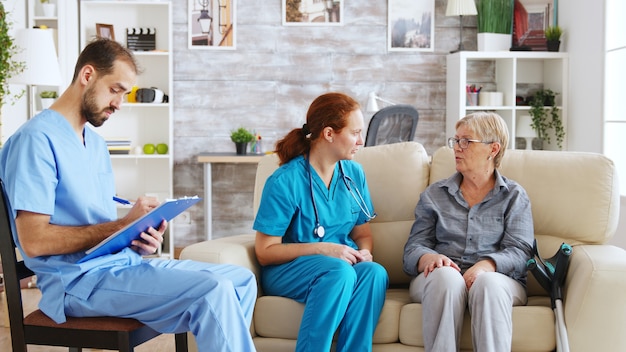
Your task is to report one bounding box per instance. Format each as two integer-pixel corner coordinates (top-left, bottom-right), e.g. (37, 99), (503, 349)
(463, 259), (496, 289)
(418, 253), (461, 277)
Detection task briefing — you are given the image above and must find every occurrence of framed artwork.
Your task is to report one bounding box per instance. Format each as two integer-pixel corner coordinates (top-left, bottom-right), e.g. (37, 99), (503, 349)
(388, 0), (434, 52)
(96, 23), (115, 40)
(188, 0), (236, 50)
(283, 0), (343, 26)
(512, 0), (558, 50)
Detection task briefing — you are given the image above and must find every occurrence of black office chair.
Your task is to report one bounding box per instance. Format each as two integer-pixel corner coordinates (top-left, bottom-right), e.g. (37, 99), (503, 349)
(0, 179), (188, 352)
(365, 104), (419, 147)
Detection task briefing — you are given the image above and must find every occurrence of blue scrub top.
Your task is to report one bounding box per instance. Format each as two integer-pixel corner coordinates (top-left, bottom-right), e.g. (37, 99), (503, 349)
(253, 155), (374, 249)
(0, 110), (142, 323)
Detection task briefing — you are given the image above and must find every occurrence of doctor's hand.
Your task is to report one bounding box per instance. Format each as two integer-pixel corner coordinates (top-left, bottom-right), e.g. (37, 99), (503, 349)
(322, 243), (364, 265)
(123, 196), (160, 224)
(418, 253), (461, 277)
(357, 249), (374, 262)
(131, 220), (167, 255)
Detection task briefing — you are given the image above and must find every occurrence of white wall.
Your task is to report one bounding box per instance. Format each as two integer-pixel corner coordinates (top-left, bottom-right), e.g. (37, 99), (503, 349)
(559, 0), (604, 153)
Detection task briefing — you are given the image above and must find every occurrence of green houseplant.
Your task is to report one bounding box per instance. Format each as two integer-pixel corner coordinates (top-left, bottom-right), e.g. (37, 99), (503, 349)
(230, 127), (255, 155)
(0, 2), (25, 111)
(544, 25), (563, 52)
(1, 3), (26, 146)
(40, 90), (58, 99)
(528, 89), (565, 149)
(476, 0), (514, 51)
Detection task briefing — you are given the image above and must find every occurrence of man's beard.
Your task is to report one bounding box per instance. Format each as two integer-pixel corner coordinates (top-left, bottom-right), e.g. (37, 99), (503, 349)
(81, 86), (112, 127)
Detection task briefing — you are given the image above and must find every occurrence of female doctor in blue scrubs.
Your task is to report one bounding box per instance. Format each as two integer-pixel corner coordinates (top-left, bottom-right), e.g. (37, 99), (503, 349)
(253, 92), (389, 351)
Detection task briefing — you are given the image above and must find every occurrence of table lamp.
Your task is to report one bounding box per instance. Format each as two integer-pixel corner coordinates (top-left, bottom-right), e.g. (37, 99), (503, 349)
(516, 115), (536, 150)
(9, 28), (62, 118)
(366, 92), (397, 113)
(446, 0), (478, 53)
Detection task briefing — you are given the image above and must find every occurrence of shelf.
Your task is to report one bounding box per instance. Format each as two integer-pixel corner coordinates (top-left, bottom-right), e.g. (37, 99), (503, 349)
(80, 0), (174, 257)
(110, 154), (170, 160)
(446, 51), (569, 151)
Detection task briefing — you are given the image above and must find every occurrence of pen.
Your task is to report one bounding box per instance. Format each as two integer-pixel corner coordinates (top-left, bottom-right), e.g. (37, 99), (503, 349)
(113, 196), (132, 205)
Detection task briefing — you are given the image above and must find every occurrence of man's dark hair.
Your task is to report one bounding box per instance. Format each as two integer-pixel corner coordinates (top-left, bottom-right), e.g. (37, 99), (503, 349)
(71, 38), (139, 83)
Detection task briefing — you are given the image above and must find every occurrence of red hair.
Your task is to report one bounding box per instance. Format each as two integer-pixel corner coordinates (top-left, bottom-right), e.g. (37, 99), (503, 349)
(275, 92), (360, 165)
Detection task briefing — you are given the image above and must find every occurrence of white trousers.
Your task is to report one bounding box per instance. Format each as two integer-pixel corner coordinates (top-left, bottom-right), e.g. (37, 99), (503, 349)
(409, 267), (526, 352)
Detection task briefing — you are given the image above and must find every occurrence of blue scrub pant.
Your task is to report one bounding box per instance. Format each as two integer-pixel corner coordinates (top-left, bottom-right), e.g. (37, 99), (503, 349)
(64, 259), (257, 352)
(261, 255), (388, 352)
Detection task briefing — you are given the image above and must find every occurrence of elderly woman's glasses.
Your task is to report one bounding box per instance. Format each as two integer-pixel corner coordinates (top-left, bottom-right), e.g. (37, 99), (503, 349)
(447, 137), (492, 149)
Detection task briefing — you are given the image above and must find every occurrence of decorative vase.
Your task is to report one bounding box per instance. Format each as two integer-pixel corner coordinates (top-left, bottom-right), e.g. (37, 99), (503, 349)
(42, 3), (56, 17)
(546, 40), (561, 52)
(477, 33), (512, 51)
(235, 142), (248, 155)
(40, 98), (55, 110)
(532, 138), (544, 150)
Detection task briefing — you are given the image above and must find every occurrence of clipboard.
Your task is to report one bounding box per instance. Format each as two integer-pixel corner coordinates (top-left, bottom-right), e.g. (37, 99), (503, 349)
(78, 196), (201, 263)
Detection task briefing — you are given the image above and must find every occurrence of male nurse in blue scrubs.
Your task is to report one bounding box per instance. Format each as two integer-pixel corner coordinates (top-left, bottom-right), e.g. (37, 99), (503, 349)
(0, 38), (257, 352)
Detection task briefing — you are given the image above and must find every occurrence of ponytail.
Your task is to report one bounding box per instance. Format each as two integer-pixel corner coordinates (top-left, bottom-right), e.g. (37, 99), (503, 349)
(276, 92), (359, 165)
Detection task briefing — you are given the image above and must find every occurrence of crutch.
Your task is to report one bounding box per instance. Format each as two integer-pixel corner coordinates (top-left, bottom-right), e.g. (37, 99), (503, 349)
(527, 239), (572, 352)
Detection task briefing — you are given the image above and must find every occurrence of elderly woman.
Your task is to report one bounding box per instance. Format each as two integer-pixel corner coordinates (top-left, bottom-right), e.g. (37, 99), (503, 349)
(254, 92), (389, 352)
(403, 112), (534, 352)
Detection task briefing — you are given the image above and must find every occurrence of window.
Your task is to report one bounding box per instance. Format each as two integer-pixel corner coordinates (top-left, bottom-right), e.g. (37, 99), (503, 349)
(604, 0), (626, 195)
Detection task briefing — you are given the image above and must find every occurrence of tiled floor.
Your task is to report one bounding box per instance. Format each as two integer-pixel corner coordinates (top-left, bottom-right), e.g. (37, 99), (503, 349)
(0, 288), (176, 351)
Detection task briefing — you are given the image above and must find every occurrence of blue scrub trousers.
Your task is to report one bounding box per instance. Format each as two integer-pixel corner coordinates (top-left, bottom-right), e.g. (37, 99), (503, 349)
(64, 259), (257, 352)
(261, 255), (388, 352)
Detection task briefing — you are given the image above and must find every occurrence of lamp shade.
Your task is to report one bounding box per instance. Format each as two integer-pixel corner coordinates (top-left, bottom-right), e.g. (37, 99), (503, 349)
(366, 92), (379, 112)
(516, 115), (536, 138)
(446, 0), (478, 16)
(9, 29), (62, 86)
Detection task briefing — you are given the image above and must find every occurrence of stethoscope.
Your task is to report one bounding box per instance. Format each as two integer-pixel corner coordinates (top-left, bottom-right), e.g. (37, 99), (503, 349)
(307, 156), (376, 238)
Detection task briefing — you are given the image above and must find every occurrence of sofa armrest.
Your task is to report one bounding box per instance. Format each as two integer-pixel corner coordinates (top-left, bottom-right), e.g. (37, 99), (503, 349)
(179, 234), (261, 279)
(563, 244), (626, 351)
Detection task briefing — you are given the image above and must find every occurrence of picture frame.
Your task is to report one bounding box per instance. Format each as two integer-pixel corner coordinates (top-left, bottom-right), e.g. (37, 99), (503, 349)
(282, 0), (343, 26)
(512, 0), (558, 50)
(388, 0), (435, 52)
(95, 23), (115, 41)
(188, 0), (236, 50)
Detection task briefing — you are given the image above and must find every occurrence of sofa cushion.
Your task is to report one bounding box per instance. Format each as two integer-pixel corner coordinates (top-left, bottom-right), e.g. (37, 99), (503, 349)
(398, 300), (555, 351)
(253, 288), (412, 345)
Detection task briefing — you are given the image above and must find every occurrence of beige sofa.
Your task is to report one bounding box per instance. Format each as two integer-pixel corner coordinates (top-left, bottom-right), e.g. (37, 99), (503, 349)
(181, 142), (626, 352)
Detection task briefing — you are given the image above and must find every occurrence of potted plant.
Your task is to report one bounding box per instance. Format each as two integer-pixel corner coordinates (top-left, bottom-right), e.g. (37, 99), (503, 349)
(476, 0), (514, 51)
(1, 3), (26, 145)
(230, 127), (255, 155)
(545, 25), (563, 52)
(528, 89), (565, 150)
(39, 90), (57, 109)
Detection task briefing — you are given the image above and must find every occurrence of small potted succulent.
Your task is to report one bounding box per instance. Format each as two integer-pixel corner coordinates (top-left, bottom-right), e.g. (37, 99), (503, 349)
(230, 127), (255, 155)
(545, 25), (563, 52)
(39, 90), (58, 109)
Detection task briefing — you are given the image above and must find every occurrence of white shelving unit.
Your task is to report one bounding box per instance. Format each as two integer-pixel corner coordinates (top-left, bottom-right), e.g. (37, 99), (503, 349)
(79, 0), (175, 258)
(446, 51), (569, 150)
